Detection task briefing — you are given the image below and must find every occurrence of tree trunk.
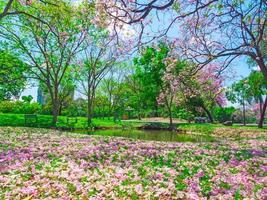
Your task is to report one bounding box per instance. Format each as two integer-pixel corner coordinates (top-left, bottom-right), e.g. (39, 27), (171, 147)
(138, 110), (141, 120)
(52, 100), (59, 126)
(87, 79), (92, 127)
(169, 113), (173, 128)
(257, 59), (267, 83)
(87, 88), (95, 127)
(154, 102), (159, 117)
(258, 96), (267, 128)
(87, 99), (93, 127)
(167, 106), (173, 129)
(58, 102), (62, 116)
(242, 97), (246, 126)
(51, 86), (59, 126)
(202, 106), (214, 123)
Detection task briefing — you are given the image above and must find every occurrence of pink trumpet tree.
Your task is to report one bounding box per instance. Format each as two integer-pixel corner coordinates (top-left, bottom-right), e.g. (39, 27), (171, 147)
(96, 0), (267, 85)
(158, 58), (226, 124)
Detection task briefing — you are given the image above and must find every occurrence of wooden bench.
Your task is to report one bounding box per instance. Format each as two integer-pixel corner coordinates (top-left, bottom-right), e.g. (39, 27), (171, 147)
(24, 114), (38, 126)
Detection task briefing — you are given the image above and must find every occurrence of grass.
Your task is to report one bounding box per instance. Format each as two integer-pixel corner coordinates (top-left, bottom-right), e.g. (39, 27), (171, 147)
(0, 113), (141, 129)
(177, 123), (220, 135)
(0, 113), (266, 136)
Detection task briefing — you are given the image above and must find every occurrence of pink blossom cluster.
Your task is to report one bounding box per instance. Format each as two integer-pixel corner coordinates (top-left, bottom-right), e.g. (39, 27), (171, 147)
(157, 57), (180, 105)
(18, 0), (33, 6)
(158, 57), (226, 108)
(196, 63), (227, 106)
(252, 103), (261, 119)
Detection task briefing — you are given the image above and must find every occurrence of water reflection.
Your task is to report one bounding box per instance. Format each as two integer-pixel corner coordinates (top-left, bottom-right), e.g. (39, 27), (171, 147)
(76, 129), (215, 143)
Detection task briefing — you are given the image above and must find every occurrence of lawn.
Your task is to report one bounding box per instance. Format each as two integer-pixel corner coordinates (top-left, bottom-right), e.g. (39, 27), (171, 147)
(0, 127), (266, 199)
(0, 113), (141, 129)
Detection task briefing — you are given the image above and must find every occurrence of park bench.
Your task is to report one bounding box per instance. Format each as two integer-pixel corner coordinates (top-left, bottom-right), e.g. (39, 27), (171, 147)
(24, 114), (38, 127)
(194, 117), (208, 123)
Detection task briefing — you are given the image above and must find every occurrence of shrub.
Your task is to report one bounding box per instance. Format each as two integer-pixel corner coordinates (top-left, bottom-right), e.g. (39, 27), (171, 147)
(213, 107), (236, 123)
(0, 100), (41, 114)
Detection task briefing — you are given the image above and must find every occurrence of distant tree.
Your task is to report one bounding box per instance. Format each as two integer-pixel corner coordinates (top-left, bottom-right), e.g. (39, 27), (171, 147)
(75, 33), (117, 126)
(39, 69), (76, 116)
(213, 107), (236, 123)
(227, 71), (267, 128)
(0, 50), (28, 100)
(124, 74), (143, 119)
(99, 65), (130, 119)
(93, 95), (109, 118)
(226, 80), (251, 126)
(64, 98), (87, 117)
(246, 71), (267, 128)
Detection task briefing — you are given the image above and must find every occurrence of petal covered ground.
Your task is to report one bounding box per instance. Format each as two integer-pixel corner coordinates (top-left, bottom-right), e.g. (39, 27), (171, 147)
(0, 127), (266, 199)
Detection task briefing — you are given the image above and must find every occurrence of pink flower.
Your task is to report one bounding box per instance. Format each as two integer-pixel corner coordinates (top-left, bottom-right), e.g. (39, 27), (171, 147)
(155, 172), (164, 180)
(135, 184), (143, 194)
(20, 186), (38, 196)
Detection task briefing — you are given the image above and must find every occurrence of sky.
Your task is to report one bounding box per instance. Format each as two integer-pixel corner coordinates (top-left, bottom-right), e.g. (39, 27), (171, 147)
(20, 1), (253, 103)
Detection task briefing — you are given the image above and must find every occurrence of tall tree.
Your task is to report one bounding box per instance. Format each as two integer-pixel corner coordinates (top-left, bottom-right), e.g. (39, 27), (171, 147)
(98, 1), (267, 84)
(248, 71), (267, 128)
(133, 43), (169, 116)
(159, 59), (225, 124)
(226, 80), (251, 126)
(75, 33), (117, 126)
(157, 56), (187, 128)
(0, 0), (93, 125)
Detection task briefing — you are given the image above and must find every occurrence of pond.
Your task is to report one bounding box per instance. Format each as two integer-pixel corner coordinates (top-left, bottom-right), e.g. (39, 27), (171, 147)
(75, 129), (215, 143)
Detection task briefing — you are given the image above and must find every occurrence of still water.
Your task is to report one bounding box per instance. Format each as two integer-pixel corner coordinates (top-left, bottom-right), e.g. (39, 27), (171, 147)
(77, 129), (215, 143)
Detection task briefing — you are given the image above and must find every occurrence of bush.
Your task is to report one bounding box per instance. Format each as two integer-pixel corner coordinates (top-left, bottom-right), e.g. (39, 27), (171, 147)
(213, 107), (236, 123)
(175, 108), (195, 122)
(0, 101), (41, 114)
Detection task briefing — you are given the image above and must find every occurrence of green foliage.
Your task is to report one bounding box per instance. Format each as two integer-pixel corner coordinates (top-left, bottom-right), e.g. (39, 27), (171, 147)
(246, 71), (267, 101)
(132, 42), (169, 114)
(0, 0), (96, 123)
(0, 50), (28, 100)
(0, 101), (41, 114)
(227, 71), (266, 105)
(213, 107), (236, 122)
(21, 95), (33, 103)
(0, 113), (136, 128)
